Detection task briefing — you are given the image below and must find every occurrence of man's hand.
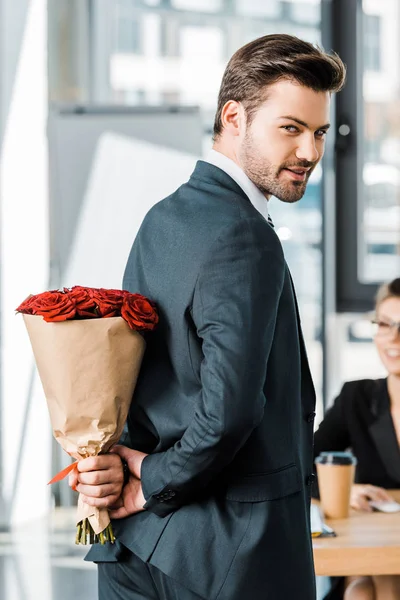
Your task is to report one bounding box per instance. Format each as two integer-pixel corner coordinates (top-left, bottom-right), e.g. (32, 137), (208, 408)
(111, 445), (147, 480)
(109, 445), (148, 518)
(68, 453), (124, 508)
(68, 446), (148, 512)
(350, 483), (394, 512)
(109, 474), (147, 518)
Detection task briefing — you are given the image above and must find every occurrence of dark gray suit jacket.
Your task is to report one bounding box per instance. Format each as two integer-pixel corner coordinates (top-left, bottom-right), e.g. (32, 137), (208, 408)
(87, 161), (317, 599)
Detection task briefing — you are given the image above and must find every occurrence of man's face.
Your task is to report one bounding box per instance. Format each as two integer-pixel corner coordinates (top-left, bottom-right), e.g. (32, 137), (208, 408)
(238, 79), (331, 202)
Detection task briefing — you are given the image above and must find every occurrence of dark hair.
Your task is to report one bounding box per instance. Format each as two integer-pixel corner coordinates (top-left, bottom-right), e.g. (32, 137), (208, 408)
(213, 33), (346, 139)
(376, 278), (400, 310)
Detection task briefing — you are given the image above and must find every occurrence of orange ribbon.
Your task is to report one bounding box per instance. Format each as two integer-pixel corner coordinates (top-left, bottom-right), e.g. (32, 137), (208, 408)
(48, 461), (78, 485)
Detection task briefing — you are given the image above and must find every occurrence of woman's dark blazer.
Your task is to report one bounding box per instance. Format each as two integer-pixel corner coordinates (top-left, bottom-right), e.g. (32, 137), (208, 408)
(314, 377), (400, 489)
(314, 377), (400, 600)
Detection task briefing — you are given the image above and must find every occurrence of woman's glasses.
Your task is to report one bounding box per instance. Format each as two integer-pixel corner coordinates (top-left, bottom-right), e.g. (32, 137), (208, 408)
(371, 318), (400, 340)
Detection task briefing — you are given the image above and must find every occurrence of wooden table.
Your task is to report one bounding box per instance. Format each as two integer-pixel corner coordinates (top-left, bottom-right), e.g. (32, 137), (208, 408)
(313, 490), (400, 576)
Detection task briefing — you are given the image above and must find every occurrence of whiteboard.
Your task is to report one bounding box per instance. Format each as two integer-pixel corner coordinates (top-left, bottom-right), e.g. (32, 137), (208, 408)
(48, 105), (203, 283)
(61, 132), (200, 289)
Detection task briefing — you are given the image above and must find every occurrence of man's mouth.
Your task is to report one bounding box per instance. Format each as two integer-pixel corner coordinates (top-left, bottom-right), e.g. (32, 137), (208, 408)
(281, 167), (311, 182)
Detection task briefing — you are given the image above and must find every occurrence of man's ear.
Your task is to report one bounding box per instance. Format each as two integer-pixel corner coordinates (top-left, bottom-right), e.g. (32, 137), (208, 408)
(220, 100), (243, 137)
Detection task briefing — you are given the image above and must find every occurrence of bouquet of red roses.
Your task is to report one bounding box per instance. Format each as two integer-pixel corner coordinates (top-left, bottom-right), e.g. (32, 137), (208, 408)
(17, 286), (158, 544)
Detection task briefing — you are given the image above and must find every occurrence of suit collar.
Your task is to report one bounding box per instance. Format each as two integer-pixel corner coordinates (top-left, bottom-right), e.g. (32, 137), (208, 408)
(204, 150), (270, 221)
(368, 378), (400, 483)
(191, 159), (252, 196)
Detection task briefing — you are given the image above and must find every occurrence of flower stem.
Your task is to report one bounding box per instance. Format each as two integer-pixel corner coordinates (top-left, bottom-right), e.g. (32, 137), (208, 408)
(75, 518), (115, 545)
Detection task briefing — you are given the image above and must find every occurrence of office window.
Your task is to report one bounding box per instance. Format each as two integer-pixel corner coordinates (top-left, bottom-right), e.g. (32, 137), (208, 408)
(334, 0), (400, 311)
(289, 0), (320, 26)
(361, 2), (400, 284)
(171, 0), (224, 12)
(116, 15), (141, 53)
(320, 0), (400, 417)
(234, 0), (281, 19)
(363, 13), (381, 72)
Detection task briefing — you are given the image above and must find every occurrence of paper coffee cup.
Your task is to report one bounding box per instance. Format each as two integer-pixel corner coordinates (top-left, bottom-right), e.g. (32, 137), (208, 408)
(315, 451), (357, 519)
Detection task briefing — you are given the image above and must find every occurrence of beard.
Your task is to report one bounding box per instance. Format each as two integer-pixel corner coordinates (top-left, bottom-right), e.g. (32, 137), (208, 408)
(239, 133), (315, 203)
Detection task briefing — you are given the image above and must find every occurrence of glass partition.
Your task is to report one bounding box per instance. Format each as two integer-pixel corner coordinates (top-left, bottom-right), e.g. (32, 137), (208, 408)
(360, 0), (400, 283)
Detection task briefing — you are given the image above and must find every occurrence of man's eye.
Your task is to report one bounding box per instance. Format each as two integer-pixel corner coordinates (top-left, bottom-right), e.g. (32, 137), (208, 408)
(378, 321), (391, 329)
(315, 130), (327, 138)
(282, 126), (299, 133)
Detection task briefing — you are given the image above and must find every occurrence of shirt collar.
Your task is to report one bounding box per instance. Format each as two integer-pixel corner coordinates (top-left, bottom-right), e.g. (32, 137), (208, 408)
(205, 149), (270, 221)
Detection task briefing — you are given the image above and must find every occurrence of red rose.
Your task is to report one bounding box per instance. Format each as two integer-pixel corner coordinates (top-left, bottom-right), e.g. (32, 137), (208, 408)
(17, 287), (158, 330)
(131, 293), (157, 309)
(31, 291), (76, 322)
(16, 295), (38, 315)
(121, 295), (159, 331)
(66, 286), (97, 317)
(91, 288), (126, 317)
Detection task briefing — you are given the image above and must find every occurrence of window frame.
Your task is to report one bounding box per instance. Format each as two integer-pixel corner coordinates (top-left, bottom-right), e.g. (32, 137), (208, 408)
(330, 0), (381, 312)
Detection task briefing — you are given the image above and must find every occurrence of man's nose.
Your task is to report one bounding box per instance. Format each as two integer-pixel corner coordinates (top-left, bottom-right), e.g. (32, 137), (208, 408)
(295, 135), (319, 163)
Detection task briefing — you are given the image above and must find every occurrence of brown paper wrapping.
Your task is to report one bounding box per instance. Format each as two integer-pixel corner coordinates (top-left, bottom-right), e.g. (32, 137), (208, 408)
(23, 314), (146, 534)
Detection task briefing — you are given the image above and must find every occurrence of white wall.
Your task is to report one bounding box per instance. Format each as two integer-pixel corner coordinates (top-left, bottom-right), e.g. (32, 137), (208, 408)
(0, 0), (51, 526)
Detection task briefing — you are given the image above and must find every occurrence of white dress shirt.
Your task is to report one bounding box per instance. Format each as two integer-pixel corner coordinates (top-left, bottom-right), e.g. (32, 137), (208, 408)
(205, 149), (271, 223)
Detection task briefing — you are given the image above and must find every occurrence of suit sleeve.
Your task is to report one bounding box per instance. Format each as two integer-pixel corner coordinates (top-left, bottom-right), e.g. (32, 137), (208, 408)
(140, 219), (286, 516)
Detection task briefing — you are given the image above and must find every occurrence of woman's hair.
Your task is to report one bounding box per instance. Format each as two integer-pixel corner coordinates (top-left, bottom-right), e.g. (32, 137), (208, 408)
(375, 278), (400, 311)
(213, 33), (346, 139)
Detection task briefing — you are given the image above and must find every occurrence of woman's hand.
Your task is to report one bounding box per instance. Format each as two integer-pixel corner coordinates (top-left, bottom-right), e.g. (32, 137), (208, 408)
(350, 483), (394, 512)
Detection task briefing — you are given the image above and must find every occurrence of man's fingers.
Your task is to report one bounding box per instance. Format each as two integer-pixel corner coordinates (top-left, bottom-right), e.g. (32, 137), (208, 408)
(109, 498), (124, 510)
(68, 470), (79, 491)
(77, 483), (118, 499)
(110, 446), (148, 479)
(110, 445), (132, 461)
(77, 454), (120, 473)
(81, 494), (120, 508)
(78, 469), (122, 486)
(109, 506), (129, 519)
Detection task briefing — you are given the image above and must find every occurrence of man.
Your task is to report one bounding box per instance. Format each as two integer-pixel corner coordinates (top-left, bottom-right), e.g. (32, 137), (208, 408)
(70, 34), (346, 599)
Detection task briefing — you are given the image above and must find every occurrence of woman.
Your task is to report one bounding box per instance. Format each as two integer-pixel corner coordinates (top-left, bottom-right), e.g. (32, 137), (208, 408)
(314, 277), (400, 600)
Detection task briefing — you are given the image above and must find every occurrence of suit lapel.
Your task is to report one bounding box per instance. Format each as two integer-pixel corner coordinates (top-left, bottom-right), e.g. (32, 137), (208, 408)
(369, 379), (400, 483)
